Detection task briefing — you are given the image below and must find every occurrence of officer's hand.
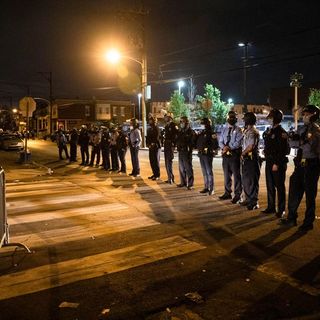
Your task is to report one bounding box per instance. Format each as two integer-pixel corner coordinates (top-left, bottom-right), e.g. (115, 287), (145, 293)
(272, 164), (278, 172)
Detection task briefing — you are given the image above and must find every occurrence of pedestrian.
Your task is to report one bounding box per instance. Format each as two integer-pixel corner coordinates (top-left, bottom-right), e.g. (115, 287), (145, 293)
(261, 109), (290, 217)
(56, 129), (69, 160)
(89, 127), (101, 167)
(196, 118), (219, 195)
(69, 128), (78, 162)
(176, 116), (195, 190)
(218, 111), (243, 203)
(117, 125), (129, 173)
(279, 105), (320, 231)
(163, 112), (178, 184)
(78, 125), (90, 165)
(110, 126), (119, 171)
(146, 115), (161, 180)
(100, 126), (111, 171)
(241, 112), (261, 210)
(129, 118), (142, 177)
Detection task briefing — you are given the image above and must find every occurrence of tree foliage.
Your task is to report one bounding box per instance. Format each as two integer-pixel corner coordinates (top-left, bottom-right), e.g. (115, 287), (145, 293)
(195, 83), (229, 125)
(308, 88), (320, 107)
(168, 90), (190, 121)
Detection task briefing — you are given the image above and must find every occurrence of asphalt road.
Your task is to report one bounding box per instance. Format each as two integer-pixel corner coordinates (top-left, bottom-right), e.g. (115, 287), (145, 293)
(0, 140), (320, 320)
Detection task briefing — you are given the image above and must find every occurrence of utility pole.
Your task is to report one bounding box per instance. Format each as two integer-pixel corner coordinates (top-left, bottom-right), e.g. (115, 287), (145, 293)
(238, 42), (249, 113)
(38, 71), (53, 134)
(290, 72), (303, 130)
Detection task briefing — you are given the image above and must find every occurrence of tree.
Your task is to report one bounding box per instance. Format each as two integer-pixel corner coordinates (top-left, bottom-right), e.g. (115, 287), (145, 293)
(195, 83), (229, 125)
(308, 88), (320, 107)
(168, 90), (190, 121)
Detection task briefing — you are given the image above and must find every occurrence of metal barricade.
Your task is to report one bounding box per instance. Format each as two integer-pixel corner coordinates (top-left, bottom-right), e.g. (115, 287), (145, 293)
(0, 167), (31, 253)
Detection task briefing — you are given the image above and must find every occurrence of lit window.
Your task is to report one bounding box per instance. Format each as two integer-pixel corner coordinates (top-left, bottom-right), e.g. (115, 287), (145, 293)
(120, 107), (125, 116)
(113, 106), (117, 116)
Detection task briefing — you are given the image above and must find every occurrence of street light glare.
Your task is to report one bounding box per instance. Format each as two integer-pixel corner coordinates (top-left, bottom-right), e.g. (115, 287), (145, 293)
(178, 80), (185, 88)
(105, 49), (121, 64)
(238, 42), (245, 47)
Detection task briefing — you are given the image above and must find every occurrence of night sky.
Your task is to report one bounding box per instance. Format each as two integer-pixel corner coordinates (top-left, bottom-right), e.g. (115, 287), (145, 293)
(1, 0), (320, 106)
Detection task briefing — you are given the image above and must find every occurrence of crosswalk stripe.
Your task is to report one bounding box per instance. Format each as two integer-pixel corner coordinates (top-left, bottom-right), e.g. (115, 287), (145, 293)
(5, 181), (75, 192)
(0, 236), (205, 301)
(6, 187), (81, 199)
(6, 193), (104, 212)
(10, 215), (160, 247)
(8, 203), (130, 225)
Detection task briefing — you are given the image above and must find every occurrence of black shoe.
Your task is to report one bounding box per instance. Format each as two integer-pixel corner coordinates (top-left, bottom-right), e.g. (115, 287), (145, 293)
(247, 203), (259, 210)
(200, 188), (209, 194)
(187, 186), (193, 190)
(298, 224), (313, 232)
(152, 176), (160, 181)
(164, 180), (173, 184)
(231, 196), (241, 204)
(278, 219), (297, 227)
(177, 184), (185, 188)
(219, 193), (232, 200)
(261, 208), (276, 214)
(148, 175), (154, 180)
(129, 173), (134, 176)
(208, 190), (214, 196)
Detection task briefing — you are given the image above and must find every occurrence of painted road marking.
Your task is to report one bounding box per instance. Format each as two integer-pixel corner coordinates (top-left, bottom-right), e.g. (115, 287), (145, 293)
(0, 236), (205, 300)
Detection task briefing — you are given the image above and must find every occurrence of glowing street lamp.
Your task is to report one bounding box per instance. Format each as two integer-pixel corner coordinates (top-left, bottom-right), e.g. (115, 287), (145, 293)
(178, 80), (185, 95)
(105, 49), (147, 147)
(238, 42), (249, 113)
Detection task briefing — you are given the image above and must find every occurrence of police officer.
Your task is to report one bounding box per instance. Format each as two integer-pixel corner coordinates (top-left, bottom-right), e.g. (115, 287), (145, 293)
(218, 111), (243, 203)
(146, 115), (161, 180)
(100, 126), (111, 171)
(280, 105), (320, 231)
(56, 129), (69, 160)
(163, 112), (178, 184)
(241, 112), (261, 210)
(176, 116), (195, 190)
(78, 125), (90, 165)
(262, 109), (290, 217)
(69, 128), (78, 162)
(109, 126), (119, 171)
(196, 118), (219, 195)
(116, 125), (129, 174)
(89, 126), (101, 167)
(129, 118), (142, 177)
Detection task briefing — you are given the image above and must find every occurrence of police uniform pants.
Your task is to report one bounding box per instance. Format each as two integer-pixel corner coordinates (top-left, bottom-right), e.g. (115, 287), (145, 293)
(164, 145), (175, 182)
(110, 145), (119, 170)
(222, 155), (242, 197)
(80, 145), (89, 164)
(101, 147), (110, 170)
(70, 142), (77, 161)
(287, 159), (320, 226)
(242, 158), (260, 206)
(59, 144), (69, 160)
(199, 153), (214, 191)
(90, 145), (101, 166)
(118, 148), (127, 173)
(265, 160), (287, 213)
(178, 151), (194, 187)
(130, 146), (140, 175)
(149, 146), (160, 178)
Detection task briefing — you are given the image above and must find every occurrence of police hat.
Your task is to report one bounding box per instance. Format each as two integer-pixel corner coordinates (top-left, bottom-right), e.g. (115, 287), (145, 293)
(266, 108), (283, 124)
(302, 105), (320, 122)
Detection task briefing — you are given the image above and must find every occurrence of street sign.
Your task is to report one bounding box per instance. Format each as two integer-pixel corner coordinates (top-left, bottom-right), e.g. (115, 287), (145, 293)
(19, 97), (36, 117)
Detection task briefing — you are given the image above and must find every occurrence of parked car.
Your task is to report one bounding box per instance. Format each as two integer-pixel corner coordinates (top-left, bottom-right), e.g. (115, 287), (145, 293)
(0, 134), (24, 150)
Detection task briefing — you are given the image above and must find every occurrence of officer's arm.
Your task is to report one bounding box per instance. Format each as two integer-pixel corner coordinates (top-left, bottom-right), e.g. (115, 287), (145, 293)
(229, 128), (243, 150)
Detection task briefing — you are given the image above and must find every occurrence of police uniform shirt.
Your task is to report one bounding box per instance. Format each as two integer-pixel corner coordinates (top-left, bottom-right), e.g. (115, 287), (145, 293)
(242, 126), (259, 152)
(196, 129), (218, 153)
(146, 125), (161, 147)
(218, 124), (243, 150)
(176, 127), (194, 152)
(298, 123), (320, 159)
(129, 128), (142, 148)
(164, 122), (178, 142)
(263, 125), (289, 165)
